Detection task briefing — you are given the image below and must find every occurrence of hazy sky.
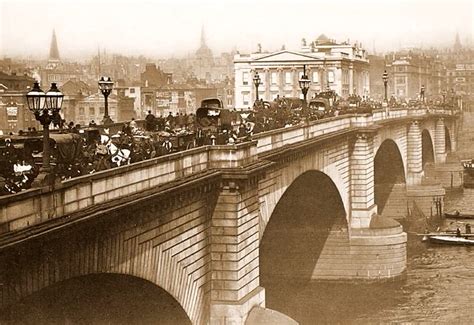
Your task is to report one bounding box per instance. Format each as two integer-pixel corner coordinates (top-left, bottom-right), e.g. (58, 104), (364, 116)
(1, 0), (473, 60)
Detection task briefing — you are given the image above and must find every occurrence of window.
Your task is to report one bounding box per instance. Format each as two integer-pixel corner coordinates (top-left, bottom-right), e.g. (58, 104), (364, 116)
(285, 71), (292, 84)
(100, 106), (105, 115)
(271, 72), (278, 84)
(89, 107), (95, 116)
(312, 71), (319, 83)
(242, 92), (249, 106)
(327, 71), (335, 83)
(242, 72), (249, 85)
(129, 88), (135, 94)
(227, 98), (232, 106)
(79, 107), (85, 116)
(396, 77), (406, 84)
(6, 106), (17, 121)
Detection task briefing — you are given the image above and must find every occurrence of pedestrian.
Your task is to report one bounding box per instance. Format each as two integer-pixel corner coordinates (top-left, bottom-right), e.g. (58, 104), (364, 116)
(145, 110), (156, 131)
(162, 138), (173, 153)
(466, 224), (471, 234)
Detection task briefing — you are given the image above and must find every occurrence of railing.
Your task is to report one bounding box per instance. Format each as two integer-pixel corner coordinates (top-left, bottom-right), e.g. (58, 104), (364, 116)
(0, 107), (456, 234)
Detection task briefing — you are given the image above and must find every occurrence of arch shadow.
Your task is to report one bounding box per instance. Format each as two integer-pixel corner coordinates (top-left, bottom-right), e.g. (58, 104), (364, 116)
(445, 126), (452, 153)
(260, 170), (346, 284)
(1, 273), (192, 325)
(422, 129), (435, 166)
(374, 139), (406, 215)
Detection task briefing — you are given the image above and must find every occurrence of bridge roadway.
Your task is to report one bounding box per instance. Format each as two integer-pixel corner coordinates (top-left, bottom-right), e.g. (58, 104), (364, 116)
(0, 107), (461, 324)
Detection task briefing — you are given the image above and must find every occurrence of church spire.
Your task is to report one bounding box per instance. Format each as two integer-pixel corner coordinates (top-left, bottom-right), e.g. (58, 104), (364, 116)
(454, 32), (462, 50)
(49, 29), (60, 61)
(200, 25), (206, 48)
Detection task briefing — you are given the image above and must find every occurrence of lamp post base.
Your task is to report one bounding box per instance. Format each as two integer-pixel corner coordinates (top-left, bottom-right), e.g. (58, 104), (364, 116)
(31, 171), (59, 188)
(102, 116), (114, 125)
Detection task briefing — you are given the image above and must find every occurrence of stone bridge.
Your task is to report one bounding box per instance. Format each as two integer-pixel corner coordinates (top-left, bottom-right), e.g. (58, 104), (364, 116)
(0, 108), (460, 324)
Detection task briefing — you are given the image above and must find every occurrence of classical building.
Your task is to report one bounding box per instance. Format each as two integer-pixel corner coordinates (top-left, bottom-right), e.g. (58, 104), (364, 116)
(233, 35), (370, 109)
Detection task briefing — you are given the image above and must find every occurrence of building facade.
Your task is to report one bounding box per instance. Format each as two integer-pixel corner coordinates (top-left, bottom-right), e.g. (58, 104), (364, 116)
(234, 35), (370, 109)
(0, 72), (38, 133)
(73, 93), (118, 126)
(386, 50), (445, 100)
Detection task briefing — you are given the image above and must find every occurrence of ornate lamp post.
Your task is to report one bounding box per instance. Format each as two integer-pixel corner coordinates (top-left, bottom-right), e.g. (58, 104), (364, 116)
(442, 90), (447, 104)
(253, 71), (261, 102)
(298, 65), (311, 108)
(98, 76), (114, 125)
(26, 82), (63, 186)
(420, 85), (425, 103)
(382, 70), (389, 103)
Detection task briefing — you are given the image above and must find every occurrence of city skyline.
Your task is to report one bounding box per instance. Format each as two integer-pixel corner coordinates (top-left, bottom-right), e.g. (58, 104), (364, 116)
(1, 0), (473, 60)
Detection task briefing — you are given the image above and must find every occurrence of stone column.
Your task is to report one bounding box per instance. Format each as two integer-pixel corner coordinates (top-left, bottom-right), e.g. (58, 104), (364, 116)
(435, 118), (446, 163)
(264, 68), (270, 101)
(350, 132), (377, 228)
(407, 120), (423, 185)
(448, 120), (457, 152)
(210, 180), (265, 325)
(277, 68), (283, 96)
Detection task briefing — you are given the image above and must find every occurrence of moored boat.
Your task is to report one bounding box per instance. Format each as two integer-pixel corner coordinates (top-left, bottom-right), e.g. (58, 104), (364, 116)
(444, 210), (474, 219)
(426, 235), (474, 245)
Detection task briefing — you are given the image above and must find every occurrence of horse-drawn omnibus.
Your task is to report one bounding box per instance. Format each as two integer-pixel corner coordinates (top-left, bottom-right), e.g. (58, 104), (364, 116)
(196, 98), (234, 132)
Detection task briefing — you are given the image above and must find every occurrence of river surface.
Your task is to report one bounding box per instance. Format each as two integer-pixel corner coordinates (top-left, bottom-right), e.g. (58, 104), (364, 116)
(265, 189), (474, 324)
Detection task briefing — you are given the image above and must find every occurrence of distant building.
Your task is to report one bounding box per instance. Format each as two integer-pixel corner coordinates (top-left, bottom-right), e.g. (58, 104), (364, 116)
(61, 78), (93, 123)
(74, 93), (118, 126)
(368, 55), (386, 100)
(216, 77), (234, 109)
(0, 72), (38, 133)
(386, 50), (445, 100)
(440, 34), (474, 97)
(234, 35), (370, 109)
(39, 30), (84, 88)
(114, 79), (142, 118)
(140, 63), (172, 88)
(155, 83), (218, 116)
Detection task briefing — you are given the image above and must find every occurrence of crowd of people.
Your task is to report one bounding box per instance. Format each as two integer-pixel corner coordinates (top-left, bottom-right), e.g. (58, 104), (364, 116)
(0, 93), (460, 196)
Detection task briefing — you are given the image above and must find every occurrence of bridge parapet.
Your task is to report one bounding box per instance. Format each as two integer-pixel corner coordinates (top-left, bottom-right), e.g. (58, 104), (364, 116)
(0, 108), (457, 237)
(0, 141), (258, 235)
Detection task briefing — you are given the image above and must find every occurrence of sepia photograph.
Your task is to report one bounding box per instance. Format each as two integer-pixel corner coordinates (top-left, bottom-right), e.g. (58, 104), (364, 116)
(0, 0), (473, 323)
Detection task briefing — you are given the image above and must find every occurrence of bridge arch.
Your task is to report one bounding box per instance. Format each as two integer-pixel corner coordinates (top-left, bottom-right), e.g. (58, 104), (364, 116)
(260, 170), (347, 283)
(422, 129), (435, 166)
(1, 273), (191, 324)
(0, 202), (211, 325)
(374, 139), (406, 215)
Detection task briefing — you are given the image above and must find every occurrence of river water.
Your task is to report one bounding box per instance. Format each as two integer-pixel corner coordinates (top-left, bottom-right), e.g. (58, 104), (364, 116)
(265, 189), (474, 324)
